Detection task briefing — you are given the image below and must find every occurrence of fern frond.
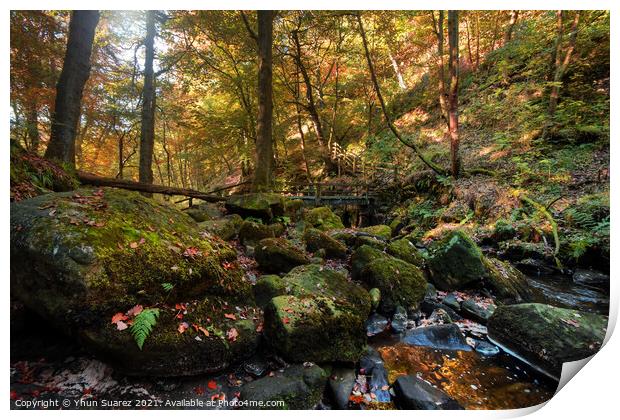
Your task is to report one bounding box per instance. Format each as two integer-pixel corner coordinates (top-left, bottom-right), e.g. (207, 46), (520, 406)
(161, 282), (174, 292)
(130, 308), (159, 350)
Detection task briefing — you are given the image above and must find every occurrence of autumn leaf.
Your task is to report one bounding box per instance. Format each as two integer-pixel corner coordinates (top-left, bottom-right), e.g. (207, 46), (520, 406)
(222, 261), (234, 270)
(126, 304), (143, 317)
(207, 380), (217, 390)
(116, 321), (128, 331)
(194, 386), (205, 396)
(282, 317), (291, 324)
(227, 327), (238, 342)
(198, 326), (210, 337)
(129, 242), (138, 249)
(224, 313), (236, 320)
(111, 312), (128, 324)
(255, 322), (264, 333)
(178, 322), (189, 334)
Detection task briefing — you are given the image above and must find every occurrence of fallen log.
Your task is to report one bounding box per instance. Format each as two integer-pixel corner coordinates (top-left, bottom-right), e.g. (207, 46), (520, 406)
(77, 171), (225, 203)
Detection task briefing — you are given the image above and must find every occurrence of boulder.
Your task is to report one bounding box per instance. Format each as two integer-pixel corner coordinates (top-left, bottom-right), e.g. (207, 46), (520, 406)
(460, 299), (496, 324)
(253, 275), (286, 308)
(184, 202), (224, 222)
(359, 225), (392, 240)
(302, 228), (347, 259)
(403, 324), (472, 352)
(239, 364), (327, 409)
(482, 257), (532, 302)
(572, 269), (610, 292)
(238, 220), (275, 246)
(386, 238), (424, 266)
(360, 257), (428, 314)
(353, 235), (386, 250)
(264, 264), (371, 362)
(442, 293), (461, 311)
(393, 375), (462, 410)
(198, 214), (243, 240)
(488, 303), (608, 379)
(255, 238), (310, 274)
(365, 313), (389, 336)
(391, 306), (408, 333)
(303, 206), (344, 231)
(328, 367), (356, 409)
(369, 288), (381, 311)
(10, 188), (260, 376)
(426, 230), (487, 291)
(350, 245), (385, 280)
(225, 193), (284, 222)
(283, 199), (304, 222)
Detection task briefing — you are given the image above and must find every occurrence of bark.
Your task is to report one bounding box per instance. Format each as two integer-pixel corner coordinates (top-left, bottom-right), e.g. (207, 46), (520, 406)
(252, 10), (275, 192)
(431, 11), (449, 126)
(548, 11), (580, 119)
(388, 51), (407, 91)
(139, 10), (157, 193)
(25, 101), (40, 154)
(504, 10), (519, 44)
(448, 10), (461, 178)
(44, 10), (99, 167)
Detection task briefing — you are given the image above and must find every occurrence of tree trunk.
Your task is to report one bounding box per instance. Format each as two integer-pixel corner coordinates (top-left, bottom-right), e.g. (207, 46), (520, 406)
(44, 10), (99, 167)
(548, 11), (580, 119)
(504, 10), (519, 44)
(25, 101), (40, 154)
(252, 10), (274, 192)
(139, 10), (156, 194)
(432, 11), (449, 127)
(448, 10), (461, 178)
(388, 51), (407, 91)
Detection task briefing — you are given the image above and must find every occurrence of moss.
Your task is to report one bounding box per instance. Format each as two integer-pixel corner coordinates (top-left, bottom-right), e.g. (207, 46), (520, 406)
(303, 206), (344, 231)
(361, 257), (428, 314)
(351, 245), (385, 279)
(369, 288), (381, 310)
(255, 238), (310, 274)
(283, 199), (304, 222)
(354, 235), (386, 250)
(493, 219), (516, 241)
(426, 230), (488, 291)
(198, 214), (243, 241)
(386, 238), (424, 266)
(225, 193), (284, 222)
(302, 228), (347, 259)
(359, 225), (392, 240)
(254, 275), (286, 307)
(329, 230), (357, 246)
(184, 203), (223, 223)
(482, 257), (532, 303)
(239, 220), (275, 245)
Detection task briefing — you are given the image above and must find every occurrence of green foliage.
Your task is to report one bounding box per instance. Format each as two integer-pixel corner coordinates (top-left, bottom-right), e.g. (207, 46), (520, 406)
(130, 308), (160, 350)
(273, 215), (291, 225)
(245, 216), (263, 224)
(161, 282), (174, 292)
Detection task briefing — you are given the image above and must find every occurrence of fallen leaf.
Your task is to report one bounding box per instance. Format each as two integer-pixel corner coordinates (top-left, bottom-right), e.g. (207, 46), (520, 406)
(116, 321), (128, 331)
(282, 317), (290, 324)
(198, 326), (210, 337)
(227, 327), (238, 342)
(111, 312), (128, 324)
(207, 380), (217, 390)
(194, 386), (205, 396)
(129, 242), (138, 249)
(178, 322), (189, 334)
(224, 313), (236, 320)
(126, 304), (143, 317)
(255, 322), (264, 333)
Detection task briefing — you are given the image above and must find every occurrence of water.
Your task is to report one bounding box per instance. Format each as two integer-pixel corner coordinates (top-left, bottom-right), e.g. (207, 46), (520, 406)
(525, 272), (609, 314)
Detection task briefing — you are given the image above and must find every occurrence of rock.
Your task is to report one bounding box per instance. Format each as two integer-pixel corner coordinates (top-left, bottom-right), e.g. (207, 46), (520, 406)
(369, 288), (381, 311)
(426, 230), (488, 291)
(386, 238), (424, 266)
(359, 347), (385, 375)
(264, 265), (371, 362)
(403, 324), (472, 352)
(424, 283), (437, 300)
(350, 245), (385, 280)
(184, 202), (224, 222)
(572, 269), (610, 292)
(353, 235), (386, 250)
(369, 364), (391, 402)
(303, 228), (347, 259)
(420, 300), (462, 321)
(239, 364), (327, 409)
(198, 214), (243, 240)
(303, 207), (344, 231)
(469, 339), (500, 357)
(483, 257), (532, 302)
(393, 375), (463, 410)
(359, 225), (392, 240)
(428, 308), (453, 324)
(488, 303), (608, 379)
(329, 230), (356, 247)
(440, 201), (471, 224)
(255, 238), (310, 274)
(283, 199), (304, 222)
(328, 367), (356, 409)
(391, 306), (408, 333)
(10, 188), (260, 376)
(514, 258), (556, 276)
(365, 313), (389, 336)
(442, 293), (461, 311)
(239, 220), (275, 246)
(461, 299), (496, 324)
(360, 257), (428, 314)
(242, 354), (270, 377)
(254, 275), (286, 308)
(225, 193), (284, 222)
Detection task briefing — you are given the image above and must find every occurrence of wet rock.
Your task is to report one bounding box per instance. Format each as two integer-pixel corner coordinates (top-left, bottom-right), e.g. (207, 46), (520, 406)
(184, 202), (224, 222)
(198, 214), (243, 240)
(369, 288), (381, 311)
(391, 306), (408, 333)
(242, 354), (270, 377)
(426, 230), (488, 291)
(255, 238), (310, 274)
(403, 324), (472, 352)
(424, 283), (437, 300)
(11, 188), (259, 376)
(225, 193), (285, 222)
(303, 207), (344, 231)
(442, 293), (461, 311)
(469, 339), (500, 357)
(328, 367), (356, 409)
(239, 220), (276, 246)
(350, 245), (385, 279)
(420, 300), (462, 321)
(483, 257), (532, 302)
(264, 265), (371, 363)
(461, 299), (496, 324)
(514, 258), (556, 276)
(572, 269), (610, 292)
(359, 225), (392, 240)
(386, 237), (425, 266)
(393, 375), (463, 410)
(428, 308), (453, 324)
(488, 303), (608, 380)
(303, 228), (347, 259)
(359, 347), (384, 375)
(365, 313), (389, 336)
(239, 364), (327, 409)
(369, 364), (391, 402)
(361, 257), (428, 314)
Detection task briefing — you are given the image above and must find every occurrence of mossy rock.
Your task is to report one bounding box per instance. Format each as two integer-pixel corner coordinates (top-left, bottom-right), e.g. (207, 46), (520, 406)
(225, 193), (285, 222)
(303, 206), (344, 231)
(198, 214), (243, 241)
(488, 303), (608, 380)
(386, 238), (424, 266)
(302, 227), (347, 259)
(255, 238), (310, 274)
(360, 257), (428, 314)
(353, 235), (386, 250)
(264, 264), (371, 363)
(10, 188), (258, 376)
(482, 257), (532, 303)
(283, 199), (304, 222)
(239, 220), (275, 246)
(359, 225), (392, 240)
(184, 202), (224, 223)
(351, 245), (385, 280)
(254, 275), (286, 308)
(426, 230), (487, 291)
(329, 230), (357, 246)
(239, 364), (327, 409)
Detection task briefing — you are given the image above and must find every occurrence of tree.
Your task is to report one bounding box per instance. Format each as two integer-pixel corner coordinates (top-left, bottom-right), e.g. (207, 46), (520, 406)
(431, 11), (448, 126)
(447, 10), (460, 178)
(548, 11), (580, 119)
(504, 10), (519, 44)
(252, 10), (275, 192)
(44, 10), (100, 167)
(139, 10), (157, 191)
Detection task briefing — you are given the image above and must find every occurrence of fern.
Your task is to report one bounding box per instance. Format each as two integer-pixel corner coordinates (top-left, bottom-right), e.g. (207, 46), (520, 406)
(130, 308), (159, 350)
(161, 282), (174, 292)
